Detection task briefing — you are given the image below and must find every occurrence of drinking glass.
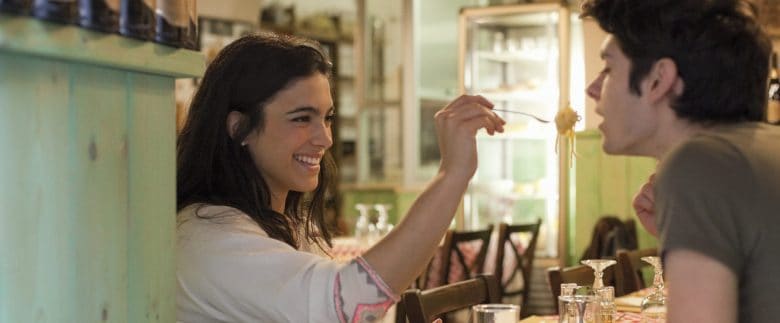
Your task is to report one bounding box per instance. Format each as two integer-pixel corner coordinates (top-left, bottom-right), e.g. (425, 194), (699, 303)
(640, 256), (666, 322)
(471, 304), (519, 323)
(558, 283), (578, 323)
(558, 286), (598, 323)
(581, 259), (617, 290)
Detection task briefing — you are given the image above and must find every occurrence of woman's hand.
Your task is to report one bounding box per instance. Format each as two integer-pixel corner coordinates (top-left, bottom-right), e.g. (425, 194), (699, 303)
(434, 95), (505, 180)
(363, 94), (504, 294)
(633, 173), (657, 236)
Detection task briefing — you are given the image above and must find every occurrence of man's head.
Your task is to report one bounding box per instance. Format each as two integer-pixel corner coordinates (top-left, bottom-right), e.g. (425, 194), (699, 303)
(581, 0), (772, 155)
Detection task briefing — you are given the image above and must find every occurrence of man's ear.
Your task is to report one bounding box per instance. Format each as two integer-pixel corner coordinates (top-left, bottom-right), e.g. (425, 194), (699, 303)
(226, 111), (247, 145)
(643, 58), (681, 102)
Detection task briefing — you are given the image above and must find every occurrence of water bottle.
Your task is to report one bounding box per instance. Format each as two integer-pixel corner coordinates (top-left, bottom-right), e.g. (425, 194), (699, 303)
(32, 0), (77, 24)
(0, 0), (31, 14)
(119, 0), (154, 40)
(354, 204), (370, 244)
(153, 0), (191, 48)
(78, 0), (119, 33)
(374, 204), (392, 236)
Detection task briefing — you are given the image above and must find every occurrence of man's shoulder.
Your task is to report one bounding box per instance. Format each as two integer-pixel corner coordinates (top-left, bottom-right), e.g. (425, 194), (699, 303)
(656, 126), (753, 193)
(697, 122), (780, 152)
(662, 122), (778, 166)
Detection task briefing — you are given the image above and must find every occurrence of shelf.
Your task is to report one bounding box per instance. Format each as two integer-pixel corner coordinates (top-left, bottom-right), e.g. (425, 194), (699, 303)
(476, 130), (553, 141)
(477, 88), (555, 104)
(476, 50), (549, 63)
(0, 14), (204, 78)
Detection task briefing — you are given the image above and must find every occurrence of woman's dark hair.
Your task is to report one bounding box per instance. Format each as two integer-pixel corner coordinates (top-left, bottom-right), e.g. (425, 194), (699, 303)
(177, 32), (337, 249)
(581, 0), (772, 123)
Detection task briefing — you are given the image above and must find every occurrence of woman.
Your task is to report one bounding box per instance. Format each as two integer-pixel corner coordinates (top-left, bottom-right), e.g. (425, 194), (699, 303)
(176, 33), (505, 322)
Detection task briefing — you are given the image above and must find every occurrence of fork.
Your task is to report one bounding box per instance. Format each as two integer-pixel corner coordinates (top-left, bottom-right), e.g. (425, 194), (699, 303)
(492, 109), (552, 123)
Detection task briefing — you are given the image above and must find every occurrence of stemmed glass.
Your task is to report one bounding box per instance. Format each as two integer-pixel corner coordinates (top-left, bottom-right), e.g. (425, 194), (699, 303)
(581, 259), (617, 290)
(571, 286), (596, 323)
(640, 256), (666, 322)
(577, 259), (616, 323)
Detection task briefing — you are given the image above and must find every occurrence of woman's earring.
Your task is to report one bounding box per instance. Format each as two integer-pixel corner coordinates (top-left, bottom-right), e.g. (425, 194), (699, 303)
(241, 141), (248, 147)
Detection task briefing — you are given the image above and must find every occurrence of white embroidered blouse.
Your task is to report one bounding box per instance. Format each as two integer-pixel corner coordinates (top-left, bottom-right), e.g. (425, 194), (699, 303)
(176, 204), (399, 323)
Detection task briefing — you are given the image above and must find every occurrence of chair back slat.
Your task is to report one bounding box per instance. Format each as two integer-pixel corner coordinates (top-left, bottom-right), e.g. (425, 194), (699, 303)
(438, 225), (493, 285)
(402, 274), (501, 323)
(494, 219), (542, 318)
(615, 247), (658, 296)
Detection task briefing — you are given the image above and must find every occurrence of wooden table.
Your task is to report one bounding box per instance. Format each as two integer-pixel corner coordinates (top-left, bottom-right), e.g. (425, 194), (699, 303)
(520, 311), (643, 322)
(519, 288), (652, 322)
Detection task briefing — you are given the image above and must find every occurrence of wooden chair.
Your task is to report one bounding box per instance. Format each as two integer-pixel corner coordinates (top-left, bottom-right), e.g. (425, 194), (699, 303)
(615, 247), (658, 296)
(437, 225), (494, 285)
(580, 216), (638, 260)
(547, 264), (616, 314)
(395, 264), (434, 323)
(397, 226), (493, 322)
(401, 274), (502, 323)
(494, 219), (542, 317)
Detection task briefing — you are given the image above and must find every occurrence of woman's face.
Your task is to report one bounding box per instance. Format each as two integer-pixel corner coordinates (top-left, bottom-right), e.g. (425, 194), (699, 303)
(244, 73), (334, 201)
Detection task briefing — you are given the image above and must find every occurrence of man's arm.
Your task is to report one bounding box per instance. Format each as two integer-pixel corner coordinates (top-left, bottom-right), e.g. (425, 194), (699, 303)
(665, 249), (737, 323)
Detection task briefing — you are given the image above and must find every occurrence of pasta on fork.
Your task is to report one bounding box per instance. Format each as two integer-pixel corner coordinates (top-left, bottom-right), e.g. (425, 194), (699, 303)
(555, 104), (581, 167)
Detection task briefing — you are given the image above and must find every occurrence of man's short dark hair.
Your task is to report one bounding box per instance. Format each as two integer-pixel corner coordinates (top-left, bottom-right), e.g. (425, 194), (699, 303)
(581, 0), (772, 123)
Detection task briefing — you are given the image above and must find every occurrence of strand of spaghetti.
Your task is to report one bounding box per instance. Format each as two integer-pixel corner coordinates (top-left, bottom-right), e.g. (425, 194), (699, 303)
(554, 104), (581, 168)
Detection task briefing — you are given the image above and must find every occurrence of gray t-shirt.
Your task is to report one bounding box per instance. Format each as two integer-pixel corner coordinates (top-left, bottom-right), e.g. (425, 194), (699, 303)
(657, 122), (780, 323)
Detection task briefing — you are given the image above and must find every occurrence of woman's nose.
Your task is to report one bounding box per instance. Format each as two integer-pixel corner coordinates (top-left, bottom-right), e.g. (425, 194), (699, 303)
(312, 122), (333, 149)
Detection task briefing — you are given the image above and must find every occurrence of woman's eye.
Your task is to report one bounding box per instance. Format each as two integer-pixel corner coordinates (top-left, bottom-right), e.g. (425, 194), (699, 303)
(292, 116), (311, 122)
(325, 113), (336, 123)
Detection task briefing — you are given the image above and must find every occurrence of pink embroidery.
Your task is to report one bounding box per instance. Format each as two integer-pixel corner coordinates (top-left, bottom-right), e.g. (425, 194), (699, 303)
(334, 274), (348, 323)
(334, 257), (400, 322)
(355, 257), (401, 302)
(352, 299), (395, 323)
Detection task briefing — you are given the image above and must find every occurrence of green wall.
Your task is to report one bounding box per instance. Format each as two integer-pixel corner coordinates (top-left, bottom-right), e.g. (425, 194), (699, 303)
(340, 130), (657, 267)
(568, 130), (657, 265)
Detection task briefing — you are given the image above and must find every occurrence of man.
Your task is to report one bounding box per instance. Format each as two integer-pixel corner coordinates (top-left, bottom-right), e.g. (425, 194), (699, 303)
(580, 0), (780, 322)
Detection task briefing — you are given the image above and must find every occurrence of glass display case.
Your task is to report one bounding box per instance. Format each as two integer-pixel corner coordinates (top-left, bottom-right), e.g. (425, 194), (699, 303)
(459, 3), (584, 257)
(353, 0), (405, 185)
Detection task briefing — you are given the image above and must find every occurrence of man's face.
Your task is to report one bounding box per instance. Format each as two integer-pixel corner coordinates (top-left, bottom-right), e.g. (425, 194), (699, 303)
(586, 35), (659, 156)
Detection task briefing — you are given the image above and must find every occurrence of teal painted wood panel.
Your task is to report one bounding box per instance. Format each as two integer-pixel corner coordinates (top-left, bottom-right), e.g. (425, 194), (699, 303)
(569, 130), (656, 265)
(1, 15), (198, 322)
(70, 62), (131, 322)
(0, 54), (78, 322)
(1, 54), (134, 322)
(1, 34), (188, 321)
(126, 73), (176, 323)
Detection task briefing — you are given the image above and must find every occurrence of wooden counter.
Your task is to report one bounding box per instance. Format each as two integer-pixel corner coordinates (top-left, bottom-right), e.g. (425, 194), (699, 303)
(0, 14), (203, 322)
